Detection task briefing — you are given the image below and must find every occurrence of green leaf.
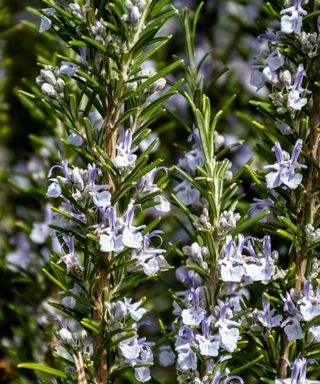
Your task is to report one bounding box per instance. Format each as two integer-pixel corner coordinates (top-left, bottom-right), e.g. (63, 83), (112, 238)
(42, 268), (68, 292)
(18, 363), (68, 379)
(123, 59), (183, 101)
(230, 211), (270, 235)
(245, 164), (262, 185)
(275, 229), (295, 242)
(277, 216), (299, 234)
(131, 35), (171, 71)
(229, 354), (264, 375)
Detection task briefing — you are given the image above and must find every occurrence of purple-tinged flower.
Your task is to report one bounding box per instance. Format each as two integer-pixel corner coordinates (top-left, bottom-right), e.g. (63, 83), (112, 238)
(298, 280), (320, 321)
(6, 233), (31, 271)
(131, 231), (169, 276)
(119, 335), (141, 359)
(122, 204), (144, 249)
(138, 167), (170, 212)
(250, 69), (265, 91)
(39, 8), (56, 33)
(264, 139), (306, 189)
(175, 327), (197, 371)
(195, 317), (219, 357)
(174, 179), (201, 206)
(275, 357), (320, 384)
(99, 207), (125, 252)
(60, 61), (80, 77)
(250, 49), (284, 90)
(113, 129), (137, 171)
(275, 120), (293, 135)
(134, 366), (151, 382)
(212, 368), (244, 384)
(281, 293), (303, 341)
(248, 198), (274, 222)
(58, 236), (82, 274)
(99, 205), (143, 252)
(158, 346), (175, 367)
(219, 235), (247, 282)
(119, 335), (154, 382)
(287, 64), (308, 110)
(266, 49), (284, 72)
(181, 287), (206, 327)
(30, 204), (52, 244)
(124, 298), (148, 321)
(243, 235), (276, 283)
(67, 132), (83, 146)
(255, 294), (282, 328)
(280, 0), (307, 36)
(215, 304), (240, 352)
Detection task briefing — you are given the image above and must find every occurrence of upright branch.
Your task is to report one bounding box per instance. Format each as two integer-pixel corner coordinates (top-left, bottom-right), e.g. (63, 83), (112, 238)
(296, 83), (320, 291)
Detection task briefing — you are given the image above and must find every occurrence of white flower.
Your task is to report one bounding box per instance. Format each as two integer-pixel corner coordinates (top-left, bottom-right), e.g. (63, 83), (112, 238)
(154, 195), (170, 212)
(175, 180), (201, 206)
(195, 334), (219, 357)
(134, 366), (151, 382)
(280, 0), (307, 36)
(119, 336), (141, 359)
(30, 222), (50, 244)
(124, 298), (147, 321)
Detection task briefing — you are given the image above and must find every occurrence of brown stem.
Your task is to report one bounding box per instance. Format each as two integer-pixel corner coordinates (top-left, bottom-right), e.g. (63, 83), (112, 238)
(92, 100), (121, 383)
(278, 338), (291, 378)
(93, 263), (109, 384)
(74, 351), (88, 384)
(278, 77), (320, 379)
(295, 86), (320, 290)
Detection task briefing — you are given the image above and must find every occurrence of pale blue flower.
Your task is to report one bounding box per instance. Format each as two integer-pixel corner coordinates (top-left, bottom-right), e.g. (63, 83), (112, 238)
(158, 346), (175, 367)
(280, 0), (307, 36)
(99, 207), (125, 252)
(264, 139), (306, 189)
(287, 64), (308, 110)
(134, 366), (151, 382)
(124, 298), (147, 321)
(216, 305), (240, 352)
(212, 369), (244, 384)
(92, 190), (111, 209)
(119, 335), (141, 359)
(67, 132), (83, 146)
(175, 327), (197, 371)
(30, 204), (52, 244)
(255, 294), (282, 328)
(219, 234), (246, 282)
(131, 231), (169, 276)
(99, 205), (143, 252)
(281, 293), (303, 341)
(58, 236), (82, 274)
(113, 129), (137, 171)
(275, 357), (320, 384)
(195, 317), (219, 357)
(174, 179), (201, 206)
(60, 61), (80, 77)
(122, 204), (144, 249)
(181, 285), (206, 326)
(243, 235), (276, 283)
(248, 197), (274, 222)
(298, 280), (320, 321)
(265, 49), (284, 71)
(39, 8), (56, 33)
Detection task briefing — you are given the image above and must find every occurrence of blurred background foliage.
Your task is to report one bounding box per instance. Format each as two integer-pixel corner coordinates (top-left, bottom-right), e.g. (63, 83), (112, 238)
(0, 0), (274, 382)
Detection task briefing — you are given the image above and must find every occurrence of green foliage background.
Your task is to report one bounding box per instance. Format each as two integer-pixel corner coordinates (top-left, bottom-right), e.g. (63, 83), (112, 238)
(0, 0), (274, 382)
